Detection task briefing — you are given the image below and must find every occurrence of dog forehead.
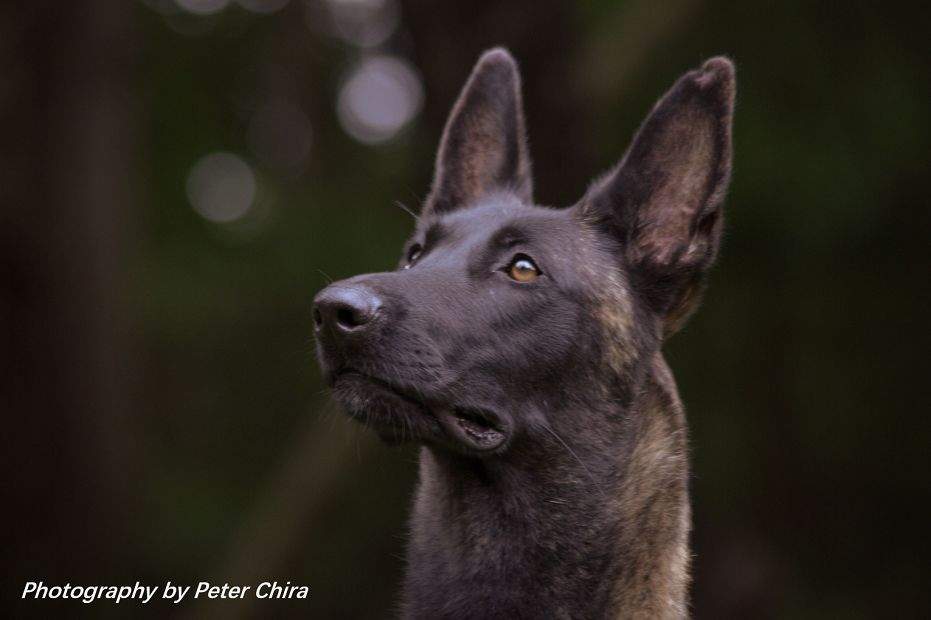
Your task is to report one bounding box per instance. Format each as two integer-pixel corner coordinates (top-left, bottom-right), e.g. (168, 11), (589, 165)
(429, 197), (580, 246)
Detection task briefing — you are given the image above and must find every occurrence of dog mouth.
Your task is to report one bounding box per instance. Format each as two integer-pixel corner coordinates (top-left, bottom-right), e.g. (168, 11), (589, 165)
(330, 369), (508, 453)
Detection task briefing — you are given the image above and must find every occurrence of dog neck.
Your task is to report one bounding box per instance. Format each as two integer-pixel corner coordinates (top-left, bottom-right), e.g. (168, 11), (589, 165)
(401, 354), (691, 619)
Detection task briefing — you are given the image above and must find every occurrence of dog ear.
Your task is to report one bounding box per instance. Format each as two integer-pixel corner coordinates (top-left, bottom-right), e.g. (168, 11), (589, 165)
(424, 48), (533, 215)
(582, 57), (735, 337)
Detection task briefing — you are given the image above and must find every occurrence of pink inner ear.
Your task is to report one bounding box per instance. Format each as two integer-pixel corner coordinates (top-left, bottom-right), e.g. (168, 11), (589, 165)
(634, 111), (718, 265)
(454, 108), (510, 203)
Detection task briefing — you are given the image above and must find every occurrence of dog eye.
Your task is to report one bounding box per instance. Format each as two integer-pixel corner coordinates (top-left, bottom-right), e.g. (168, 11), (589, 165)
(404, 243), (423, 268)
(507, 254), (540, 282)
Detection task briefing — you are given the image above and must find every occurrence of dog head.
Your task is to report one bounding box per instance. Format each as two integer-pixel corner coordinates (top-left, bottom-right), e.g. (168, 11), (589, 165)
(315, 49), (734, 457)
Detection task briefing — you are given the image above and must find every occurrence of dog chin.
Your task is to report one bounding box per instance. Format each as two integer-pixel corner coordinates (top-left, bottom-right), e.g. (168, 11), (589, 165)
(331, 372), (439, 441)
(330, 371), (509, 455)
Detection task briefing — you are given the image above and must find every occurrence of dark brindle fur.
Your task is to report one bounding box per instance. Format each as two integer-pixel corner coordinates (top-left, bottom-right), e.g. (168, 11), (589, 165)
(314, 48), (735, 619)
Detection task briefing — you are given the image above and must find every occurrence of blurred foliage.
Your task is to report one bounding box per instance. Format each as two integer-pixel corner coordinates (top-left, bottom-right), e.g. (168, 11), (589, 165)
(5, 0), (929, 618)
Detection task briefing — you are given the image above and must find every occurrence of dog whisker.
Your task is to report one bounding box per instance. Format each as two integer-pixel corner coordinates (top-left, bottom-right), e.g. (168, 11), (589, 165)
(394, 200), (420, 222)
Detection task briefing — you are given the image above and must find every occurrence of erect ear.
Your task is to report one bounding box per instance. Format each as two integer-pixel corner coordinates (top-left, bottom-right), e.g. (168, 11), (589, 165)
(424, 48), (533, 215)
(582, 57), (735, 338)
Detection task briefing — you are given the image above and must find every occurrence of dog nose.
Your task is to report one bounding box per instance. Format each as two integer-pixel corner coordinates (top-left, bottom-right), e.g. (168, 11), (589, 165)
(313, 285), (383, 334)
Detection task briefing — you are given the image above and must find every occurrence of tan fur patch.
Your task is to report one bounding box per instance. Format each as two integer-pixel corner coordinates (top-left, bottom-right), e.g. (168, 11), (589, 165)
(634, 111), (715, 266)
(574, 220), (637, 380)
(610, 354), (690, 618)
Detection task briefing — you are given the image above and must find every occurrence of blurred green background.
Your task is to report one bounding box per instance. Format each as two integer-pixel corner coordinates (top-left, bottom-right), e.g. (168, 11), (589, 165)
(4, 0), (929, 617)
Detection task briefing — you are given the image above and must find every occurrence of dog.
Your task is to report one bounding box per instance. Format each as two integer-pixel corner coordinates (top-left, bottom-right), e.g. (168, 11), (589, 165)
(314, 48), (734, 619)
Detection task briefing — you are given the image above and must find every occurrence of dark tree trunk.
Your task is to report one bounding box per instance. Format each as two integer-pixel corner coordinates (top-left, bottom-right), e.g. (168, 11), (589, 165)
(1, 1), (135, 609)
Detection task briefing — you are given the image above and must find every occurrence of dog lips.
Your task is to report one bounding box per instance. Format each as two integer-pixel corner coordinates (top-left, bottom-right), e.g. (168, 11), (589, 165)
(434, 407), (505, 451)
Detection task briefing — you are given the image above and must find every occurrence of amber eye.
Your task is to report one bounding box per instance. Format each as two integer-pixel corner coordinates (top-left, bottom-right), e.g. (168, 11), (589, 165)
(507, 255), (540, 282)
(404, 243), (422, 268)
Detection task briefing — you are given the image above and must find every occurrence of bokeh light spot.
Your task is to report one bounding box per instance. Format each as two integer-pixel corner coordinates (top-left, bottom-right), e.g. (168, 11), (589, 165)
(325, 0), (399, 48)
(336, 56), (423, 145)
(174, 0), (230, 15)
(186, 152), (257, 223)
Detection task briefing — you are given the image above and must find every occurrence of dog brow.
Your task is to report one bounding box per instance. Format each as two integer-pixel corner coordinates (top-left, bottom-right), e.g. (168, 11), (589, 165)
(489, 224), (528, 249)
(424, 222), (447, 249)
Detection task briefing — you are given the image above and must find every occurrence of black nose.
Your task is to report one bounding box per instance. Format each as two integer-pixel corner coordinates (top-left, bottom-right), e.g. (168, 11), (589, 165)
(313, 284), (383, 335)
